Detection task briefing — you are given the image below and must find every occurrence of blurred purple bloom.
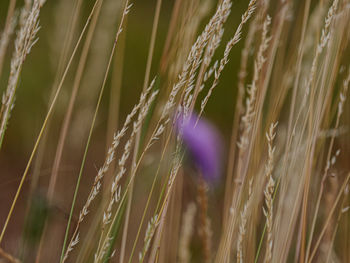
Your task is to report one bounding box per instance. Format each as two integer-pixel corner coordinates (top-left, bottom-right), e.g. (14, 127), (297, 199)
(176, 113), (223, 182)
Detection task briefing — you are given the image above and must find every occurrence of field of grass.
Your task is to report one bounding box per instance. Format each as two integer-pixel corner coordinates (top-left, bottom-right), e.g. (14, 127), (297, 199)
(0, 0), (349, 262)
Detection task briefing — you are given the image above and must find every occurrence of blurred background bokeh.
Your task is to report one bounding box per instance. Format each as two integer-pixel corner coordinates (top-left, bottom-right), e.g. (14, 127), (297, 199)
(0, 0), (246, 260)
(0, 0), (349, 262)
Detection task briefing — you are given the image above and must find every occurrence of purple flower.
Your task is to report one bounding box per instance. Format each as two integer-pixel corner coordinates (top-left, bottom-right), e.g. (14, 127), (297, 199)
(176, 113), (223, 182)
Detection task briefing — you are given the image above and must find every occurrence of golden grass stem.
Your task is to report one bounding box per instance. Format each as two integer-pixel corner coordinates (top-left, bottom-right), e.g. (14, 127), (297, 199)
(60, 2), (131, 261)
(119, 0), (162, 260)
(49, 0), (103, 205)
(30, 0), (83, 195)
(127, 123), (173, 263)
(0, 0), (102, 246)
(308, 173), (350, 263)
(35, 2), (103, 262)
(305, 67), (350, 262)
(224, 18), (256, 228)
(197, 176), (211, 263)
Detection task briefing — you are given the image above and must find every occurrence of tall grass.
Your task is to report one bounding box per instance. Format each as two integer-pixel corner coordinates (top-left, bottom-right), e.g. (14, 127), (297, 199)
(0, 0), (350, 262)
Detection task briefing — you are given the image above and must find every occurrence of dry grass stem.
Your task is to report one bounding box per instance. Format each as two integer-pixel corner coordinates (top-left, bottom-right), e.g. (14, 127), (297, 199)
(178, 203), (197, 263)
(0, 0), (349, 262)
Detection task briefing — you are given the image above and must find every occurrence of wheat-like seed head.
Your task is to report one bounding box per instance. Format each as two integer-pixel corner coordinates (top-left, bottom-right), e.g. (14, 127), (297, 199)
(237, 14), (271, 151)
(263, 122), (277, 263)
(199, 0), (258, 118)
(0, 1), (41, 143)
